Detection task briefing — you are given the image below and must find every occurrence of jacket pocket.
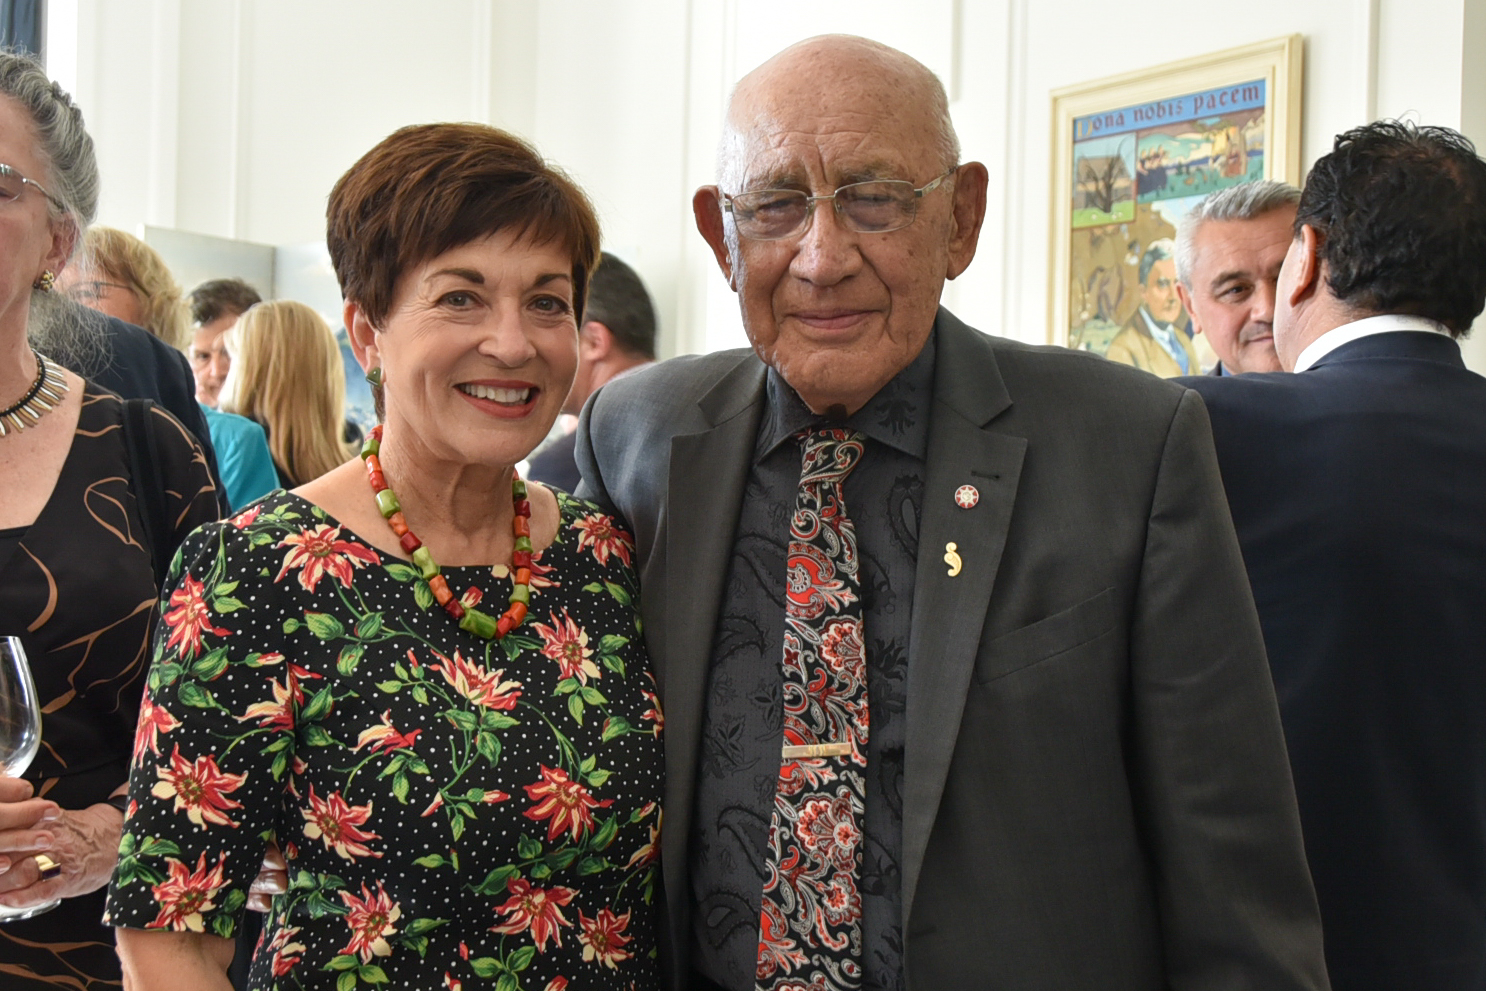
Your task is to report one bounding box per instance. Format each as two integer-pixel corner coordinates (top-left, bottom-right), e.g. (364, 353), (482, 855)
(975, 587), (1120, 685)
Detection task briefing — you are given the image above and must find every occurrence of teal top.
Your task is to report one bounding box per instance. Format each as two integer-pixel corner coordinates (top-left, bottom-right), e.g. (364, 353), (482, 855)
(200, 403), (280, 511)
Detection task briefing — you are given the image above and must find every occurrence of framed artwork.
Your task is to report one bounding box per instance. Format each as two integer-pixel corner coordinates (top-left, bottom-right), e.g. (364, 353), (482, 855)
(1048, 36), (1303, 373)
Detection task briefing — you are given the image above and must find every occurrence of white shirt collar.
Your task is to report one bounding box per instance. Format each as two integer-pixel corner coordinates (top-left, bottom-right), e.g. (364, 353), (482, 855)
(1292, 313), (1455, 373)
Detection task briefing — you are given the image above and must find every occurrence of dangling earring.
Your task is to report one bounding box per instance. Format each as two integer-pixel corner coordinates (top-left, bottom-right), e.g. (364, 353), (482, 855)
(34, 270), (55, 293)
(364, 366), (384, 387)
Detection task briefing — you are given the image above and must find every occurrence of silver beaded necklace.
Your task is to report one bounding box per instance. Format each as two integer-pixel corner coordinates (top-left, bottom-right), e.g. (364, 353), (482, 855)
(0, 349), (68, 436)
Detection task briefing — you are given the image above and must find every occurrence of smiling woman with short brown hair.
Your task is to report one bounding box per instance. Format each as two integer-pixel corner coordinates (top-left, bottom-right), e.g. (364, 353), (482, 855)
(107, 123), (662, 991)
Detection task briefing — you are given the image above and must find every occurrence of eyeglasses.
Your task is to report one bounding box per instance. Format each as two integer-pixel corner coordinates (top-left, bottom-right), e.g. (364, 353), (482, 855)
(0, 164), (64, 212)
(722, 166), (958, 241)
(67, 280), (133, 305)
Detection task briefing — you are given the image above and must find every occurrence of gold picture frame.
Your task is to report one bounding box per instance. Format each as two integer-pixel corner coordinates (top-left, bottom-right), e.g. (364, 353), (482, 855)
(1048, 35), (1304, 371)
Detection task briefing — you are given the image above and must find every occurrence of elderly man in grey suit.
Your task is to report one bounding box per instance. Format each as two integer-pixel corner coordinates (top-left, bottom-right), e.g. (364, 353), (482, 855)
(577, 34), (1327, 991)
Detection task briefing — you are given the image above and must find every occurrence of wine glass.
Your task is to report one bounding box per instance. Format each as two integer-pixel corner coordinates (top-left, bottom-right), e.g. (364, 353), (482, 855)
(0, 637), (59, 921)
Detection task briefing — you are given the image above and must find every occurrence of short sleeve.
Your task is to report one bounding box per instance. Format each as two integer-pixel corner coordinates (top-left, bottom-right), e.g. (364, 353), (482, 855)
(105, 521), (293, 937)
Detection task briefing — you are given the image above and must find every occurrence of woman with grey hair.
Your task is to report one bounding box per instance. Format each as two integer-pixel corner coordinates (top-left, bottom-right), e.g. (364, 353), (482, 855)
(0, 52), (218, 987)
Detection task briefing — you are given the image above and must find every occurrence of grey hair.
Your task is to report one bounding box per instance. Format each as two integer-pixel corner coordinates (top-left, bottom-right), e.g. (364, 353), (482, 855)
(1138, 238), (1176, 286)
(1175, 180), (1301, 286)
(0, 50), (103, 362)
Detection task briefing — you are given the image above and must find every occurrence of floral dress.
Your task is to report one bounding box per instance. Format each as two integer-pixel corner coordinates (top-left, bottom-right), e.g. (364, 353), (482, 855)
(105, 491), (663, 991)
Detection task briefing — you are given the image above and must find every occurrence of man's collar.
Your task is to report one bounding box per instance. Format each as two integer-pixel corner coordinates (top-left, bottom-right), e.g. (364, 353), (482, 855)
(757, 331), (936, 462)
(1292, 313), (1455, 372)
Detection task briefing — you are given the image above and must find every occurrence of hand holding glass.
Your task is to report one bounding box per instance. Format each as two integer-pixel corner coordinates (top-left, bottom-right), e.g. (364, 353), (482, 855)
(0, 637), (59, 921)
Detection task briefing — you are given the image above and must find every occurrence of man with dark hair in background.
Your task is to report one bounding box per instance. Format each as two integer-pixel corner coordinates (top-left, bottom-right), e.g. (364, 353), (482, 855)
(187, 276), (262, 408)
(527, 251), (655, 491)
(1182, 121), (1486, 990)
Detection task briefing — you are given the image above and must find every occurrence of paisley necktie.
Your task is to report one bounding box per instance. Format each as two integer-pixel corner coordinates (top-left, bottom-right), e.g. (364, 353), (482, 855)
(756, 427), (869, 991)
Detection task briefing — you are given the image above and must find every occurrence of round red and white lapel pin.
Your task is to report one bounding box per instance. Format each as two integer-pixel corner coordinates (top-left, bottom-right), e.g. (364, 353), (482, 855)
(955, 484), (980, 509)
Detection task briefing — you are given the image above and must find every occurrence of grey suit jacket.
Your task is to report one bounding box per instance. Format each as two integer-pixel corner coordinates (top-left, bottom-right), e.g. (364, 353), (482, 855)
(576, 308), (1327, 991)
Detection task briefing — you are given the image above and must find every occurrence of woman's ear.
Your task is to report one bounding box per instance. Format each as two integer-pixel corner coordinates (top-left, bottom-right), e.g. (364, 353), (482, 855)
(344, 300), (380, 372)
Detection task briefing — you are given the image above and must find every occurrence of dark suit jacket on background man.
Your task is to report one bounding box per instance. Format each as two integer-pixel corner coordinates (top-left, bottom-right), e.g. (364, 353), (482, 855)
(579, 307), (1326, 991)
(1183, 329), (1486, 988)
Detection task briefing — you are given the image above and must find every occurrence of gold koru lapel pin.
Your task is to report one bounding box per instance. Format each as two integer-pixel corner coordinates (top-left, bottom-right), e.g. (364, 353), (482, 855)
(944, 542), (962, 577)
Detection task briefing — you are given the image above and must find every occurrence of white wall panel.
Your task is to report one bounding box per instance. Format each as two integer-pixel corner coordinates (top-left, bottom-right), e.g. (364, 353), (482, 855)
(57, 0), (1486, 369)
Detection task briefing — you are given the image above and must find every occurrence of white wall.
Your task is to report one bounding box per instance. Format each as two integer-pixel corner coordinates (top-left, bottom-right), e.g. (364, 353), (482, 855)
(47, 0), (1486, 367)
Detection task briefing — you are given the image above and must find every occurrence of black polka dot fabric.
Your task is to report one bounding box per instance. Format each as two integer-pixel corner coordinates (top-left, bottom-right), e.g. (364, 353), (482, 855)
(105, 490), (662, 991)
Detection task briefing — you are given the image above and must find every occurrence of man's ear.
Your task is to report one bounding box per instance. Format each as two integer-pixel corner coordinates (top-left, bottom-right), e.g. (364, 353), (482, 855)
(946, 162), (989, 280)
(344, 300), (380, 372)
(1285, 224), (1322, 309)
(693, 185), (737, 290)
(1176, 283), (1202, 335)
(578, 320), (614, 362)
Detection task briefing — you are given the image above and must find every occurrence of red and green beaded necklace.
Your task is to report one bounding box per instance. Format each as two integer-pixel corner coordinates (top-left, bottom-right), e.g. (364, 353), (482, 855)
(360, 424), (532, 640)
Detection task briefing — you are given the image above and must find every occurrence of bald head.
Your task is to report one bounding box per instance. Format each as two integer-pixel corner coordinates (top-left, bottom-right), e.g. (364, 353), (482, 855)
(718, 34), (959, 190)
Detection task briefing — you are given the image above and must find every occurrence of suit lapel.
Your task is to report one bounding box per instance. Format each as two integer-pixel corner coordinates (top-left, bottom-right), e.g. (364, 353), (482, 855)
(661, 358), (767, 932)
(900, 312), (1026, 928)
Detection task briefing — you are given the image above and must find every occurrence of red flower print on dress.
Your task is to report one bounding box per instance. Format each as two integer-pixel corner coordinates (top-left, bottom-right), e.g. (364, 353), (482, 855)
(266, 923), (307, 976)
(150, 745), (247, 829)
(273, 523), (380, 593)
(531, 609), (599, 685)
(570, 512), (635, 567)
(755, 898), (808, 980)
(491, 876), (576, 952)
(625, 806), (661, 870)
(161, 573), (230, 659)
(354, 709), (423, 753)
(443, 974), (462, 991)
(818, 617), (864, 674)
(227, 504), (262, 529)
(338, 881), (401, 964)
(302, 786), (382, 860)
(543, 979), (569, 991)
(523, 765), (613, 843)
(578, 906), (633, 969)
(432, 650), (522, 710)
(237, 675), (295, 732)
(133, 696), (181, 766)
(147, 851), (227, 931)
(640, 680), (664, 736)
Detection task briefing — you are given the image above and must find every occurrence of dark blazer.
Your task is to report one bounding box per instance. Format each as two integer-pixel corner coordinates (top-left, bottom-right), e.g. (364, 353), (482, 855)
(526, 431), (582, 492)
(1181, 330), (1486, 991)
(49, 313), (224, 507)
(577, 308), (1327, 991)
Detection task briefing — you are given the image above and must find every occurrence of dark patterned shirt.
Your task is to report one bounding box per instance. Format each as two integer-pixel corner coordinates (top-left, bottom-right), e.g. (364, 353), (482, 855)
(690, 335), (933, 991)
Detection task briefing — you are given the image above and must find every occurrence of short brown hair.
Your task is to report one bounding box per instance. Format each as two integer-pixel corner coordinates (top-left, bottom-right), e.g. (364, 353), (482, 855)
(327, 123), (602, 328)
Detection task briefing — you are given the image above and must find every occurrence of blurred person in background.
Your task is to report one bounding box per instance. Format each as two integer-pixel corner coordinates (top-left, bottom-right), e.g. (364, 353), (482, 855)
(220, 299), (356, 488)
(0, 52), (219, 988)
(527, 251), (656, 491)
(180, 279), (278, 511)
(187, 277), (261, 409)
(107, 121), (662, 991)
(60, 225), (190, 350)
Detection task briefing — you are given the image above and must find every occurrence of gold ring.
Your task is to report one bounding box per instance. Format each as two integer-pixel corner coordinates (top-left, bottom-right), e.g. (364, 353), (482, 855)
(32, 854), (60, 881)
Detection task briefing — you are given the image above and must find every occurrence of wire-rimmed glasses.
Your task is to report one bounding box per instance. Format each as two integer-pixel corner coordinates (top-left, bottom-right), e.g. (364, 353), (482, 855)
(0, 164), (65, 212)
(722, 166), (958, 241)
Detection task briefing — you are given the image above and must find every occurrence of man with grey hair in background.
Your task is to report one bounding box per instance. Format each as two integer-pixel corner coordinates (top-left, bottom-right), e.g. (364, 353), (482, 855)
(578, 33), (1327, 991)
(1105, 237), (1200, 375)
(1175, 180), (1300, 375)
